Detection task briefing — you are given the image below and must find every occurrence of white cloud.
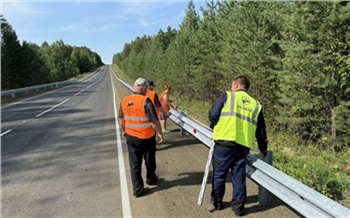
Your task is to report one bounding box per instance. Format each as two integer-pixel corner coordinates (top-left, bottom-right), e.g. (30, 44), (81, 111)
(2, 2), (49, 18)
(116, 2), (176, 27)
(138, 16), (155, 27)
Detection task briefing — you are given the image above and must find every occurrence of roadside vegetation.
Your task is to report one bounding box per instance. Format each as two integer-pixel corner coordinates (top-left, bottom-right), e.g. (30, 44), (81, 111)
(112, 1), (350, 207)
(1, 15), (103, 91)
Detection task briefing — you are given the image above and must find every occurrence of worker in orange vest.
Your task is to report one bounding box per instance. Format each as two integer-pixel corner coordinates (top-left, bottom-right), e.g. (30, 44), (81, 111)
(146, 80), (166, 122)
(119, 77), (164, 198)
(159, 84), (177, 133)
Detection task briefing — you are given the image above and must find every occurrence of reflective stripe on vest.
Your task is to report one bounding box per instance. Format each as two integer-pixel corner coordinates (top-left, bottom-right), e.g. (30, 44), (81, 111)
(122, 94), (155, 139)
(220, 92), (260, 126)
(125, 123), (152, 128)
(124, 116), (150, 121)
(213, 91), (262, 148)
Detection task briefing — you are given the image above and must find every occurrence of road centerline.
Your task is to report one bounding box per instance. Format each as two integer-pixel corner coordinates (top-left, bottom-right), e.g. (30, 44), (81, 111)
(35, 98), (70, 118)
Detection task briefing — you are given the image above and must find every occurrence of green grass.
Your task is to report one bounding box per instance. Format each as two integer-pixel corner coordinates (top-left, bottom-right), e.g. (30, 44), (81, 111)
(112, 65), (133, 84)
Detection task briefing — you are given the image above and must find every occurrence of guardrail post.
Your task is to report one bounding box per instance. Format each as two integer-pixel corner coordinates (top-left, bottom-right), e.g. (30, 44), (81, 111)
(257, 151), (273, 207)
(179, 111), (187, 137)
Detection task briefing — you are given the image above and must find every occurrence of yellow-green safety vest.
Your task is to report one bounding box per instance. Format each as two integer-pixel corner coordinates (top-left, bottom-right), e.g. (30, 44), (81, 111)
(213, 91), (262, 148)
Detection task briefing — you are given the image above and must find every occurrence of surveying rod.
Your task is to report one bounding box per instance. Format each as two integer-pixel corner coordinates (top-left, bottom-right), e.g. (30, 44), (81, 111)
(198, 141), (215, 205)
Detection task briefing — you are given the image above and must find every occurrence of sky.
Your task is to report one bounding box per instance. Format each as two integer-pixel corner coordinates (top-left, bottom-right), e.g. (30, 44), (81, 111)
(1, 1), (207, 64)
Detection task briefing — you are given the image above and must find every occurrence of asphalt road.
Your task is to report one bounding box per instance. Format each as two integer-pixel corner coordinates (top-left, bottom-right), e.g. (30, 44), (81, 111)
(2, 67), (122, 217)
(1, 65), (300, 217)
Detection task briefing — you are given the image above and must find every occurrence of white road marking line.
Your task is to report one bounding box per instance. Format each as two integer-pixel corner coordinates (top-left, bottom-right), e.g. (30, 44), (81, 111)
(74, 69), (104, 96)
(110, 68), (132, 218)
(35, 98), (70, 118)
(1, 129), (12, 137)
(74, 88), (86, 96)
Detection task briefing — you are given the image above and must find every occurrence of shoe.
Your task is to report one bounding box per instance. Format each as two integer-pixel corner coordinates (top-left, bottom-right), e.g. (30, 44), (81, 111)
(146, 174), (159, 185)
(210, 197), (223, 210)
(233, 209), (245, 217)
(133, 187), (150, 198)
(162, 129), (171, 133)
(231, 201), (245, 216)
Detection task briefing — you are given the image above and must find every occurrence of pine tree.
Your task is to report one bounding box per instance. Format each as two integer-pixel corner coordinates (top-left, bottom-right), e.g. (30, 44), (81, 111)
(166, 0), (200, 96)
(1, 15), (23, 89)
(277, 2), (350, 149)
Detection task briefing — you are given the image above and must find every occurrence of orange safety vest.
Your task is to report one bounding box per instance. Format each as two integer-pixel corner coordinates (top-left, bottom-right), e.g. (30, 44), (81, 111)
(159, 90), (170, 113)
(121, 94), (155, 139)
(146, 90), (160, 116)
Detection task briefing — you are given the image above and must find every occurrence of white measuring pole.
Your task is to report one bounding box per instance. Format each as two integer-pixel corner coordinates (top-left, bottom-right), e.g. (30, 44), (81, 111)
(198, 141), (215, 205)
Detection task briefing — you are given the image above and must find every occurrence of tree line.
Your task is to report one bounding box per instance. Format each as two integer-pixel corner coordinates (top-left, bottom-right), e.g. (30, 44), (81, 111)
(113, 1), (350, 151)
(1, 15), (103, 91)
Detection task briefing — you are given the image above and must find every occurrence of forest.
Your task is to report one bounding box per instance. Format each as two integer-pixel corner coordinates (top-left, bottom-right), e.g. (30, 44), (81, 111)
(1, 15), (103, 91)
(113, 1), (349, 205)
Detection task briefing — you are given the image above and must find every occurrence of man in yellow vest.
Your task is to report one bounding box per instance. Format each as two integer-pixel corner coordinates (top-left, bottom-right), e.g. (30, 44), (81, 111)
(119, 77), (164, 198)
(209, 75), (268, 216)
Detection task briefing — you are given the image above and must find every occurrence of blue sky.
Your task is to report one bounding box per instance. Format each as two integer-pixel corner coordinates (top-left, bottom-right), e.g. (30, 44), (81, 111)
(2, 1), (207, 64)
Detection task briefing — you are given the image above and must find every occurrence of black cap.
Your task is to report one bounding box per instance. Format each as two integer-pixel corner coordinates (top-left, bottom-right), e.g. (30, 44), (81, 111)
(147, 80), (156, 87)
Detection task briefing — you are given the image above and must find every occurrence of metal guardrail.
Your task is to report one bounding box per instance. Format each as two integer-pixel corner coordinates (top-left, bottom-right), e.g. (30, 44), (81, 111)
(168, 112), (350, 218)
(114, 72), (350, 218)
(1, 69), (100, 98)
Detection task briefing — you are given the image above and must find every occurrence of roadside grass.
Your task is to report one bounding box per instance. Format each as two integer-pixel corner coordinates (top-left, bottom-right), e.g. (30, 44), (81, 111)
(175, 96), (211, 125)
(270, 133), (350, 207)
(68, 71), (95, 81)
(112, 65), (134, 85)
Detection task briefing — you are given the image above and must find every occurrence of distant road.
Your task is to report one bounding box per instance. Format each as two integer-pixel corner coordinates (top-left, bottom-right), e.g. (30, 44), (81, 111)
(1, 65), (299, 217)
(2, 66), (123, 217)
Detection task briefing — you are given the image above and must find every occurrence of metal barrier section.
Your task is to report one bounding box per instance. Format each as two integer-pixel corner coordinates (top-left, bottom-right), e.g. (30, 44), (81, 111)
(168, 107), (350, 217)
(114, 72), (350, 218)
(1, 69), (100, 97)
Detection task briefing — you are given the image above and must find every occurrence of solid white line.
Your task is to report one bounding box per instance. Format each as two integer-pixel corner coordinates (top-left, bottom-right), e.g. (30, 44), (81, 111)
(35, 98), (70, 118)
(110, 68), (132, 218)
(1, 129), (12, 137)
(74, 69), (104, 96)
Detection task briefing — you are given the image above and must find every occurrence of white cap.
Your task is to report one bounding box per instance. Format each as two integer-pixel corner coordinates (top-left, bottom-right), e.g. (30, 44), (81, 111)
(133, 77), (147, 88)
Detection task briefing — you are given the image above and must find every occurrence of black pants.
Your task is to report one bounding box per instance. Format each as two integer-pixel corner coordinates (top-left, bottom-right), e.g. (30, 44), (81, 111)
(211, 142), (250, 214)
(126, 134), (157, 196)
